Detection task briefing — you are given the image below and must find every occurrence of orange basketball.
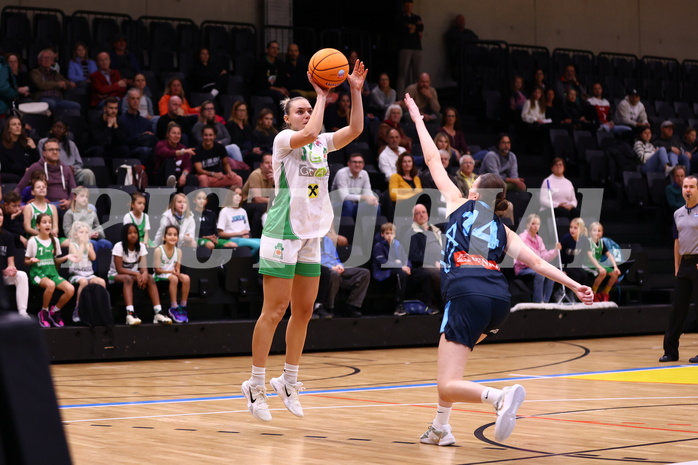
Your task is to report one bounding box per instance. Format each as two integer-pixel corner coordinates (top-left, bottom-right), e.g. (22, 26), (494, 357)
(308, 48), (349, 88)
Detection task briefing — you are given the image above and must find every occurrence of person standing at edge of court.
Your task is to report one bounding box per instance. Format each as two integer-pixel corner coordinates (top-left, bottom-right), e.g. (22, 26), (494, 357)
(240, 60), (367, 422)
(660, 175), (698, 363)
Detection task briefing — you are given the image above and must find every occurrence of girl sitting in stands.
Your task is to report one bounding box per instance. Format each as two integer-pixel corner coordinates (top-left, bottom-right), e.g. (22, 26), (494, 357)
(514, 214), (561, 303)
(123, 192), (154, 247)
(153, 225), (190, 324)
(0, 209), (29, 319)
(63, 186), (112, 253)
(109, 223), (169, 326)
(154, 193), (196, 247)
(25, 213), (76, 327)
(68, 221), (107, 323)
(217, 186), (261, 256)
(584, 221), (621, 302)
(23, 178), (59, 239)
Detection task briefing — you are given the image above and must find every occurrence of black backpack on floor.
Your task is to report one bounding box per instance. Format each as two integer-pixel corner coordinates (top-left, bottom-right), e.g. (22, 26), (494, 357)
(79, 283), (113, 327)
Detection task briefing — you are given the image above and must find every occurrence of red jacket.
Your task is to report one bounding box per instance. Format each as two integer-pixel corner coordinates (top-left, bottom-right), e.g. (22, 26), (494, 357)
(89, 69), (126, 106)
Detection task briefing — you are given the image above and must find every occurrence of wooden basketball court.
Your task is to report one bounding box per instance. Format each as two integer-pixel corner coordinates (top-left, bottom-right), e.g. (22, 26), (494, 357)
(55, 334), (698, 464)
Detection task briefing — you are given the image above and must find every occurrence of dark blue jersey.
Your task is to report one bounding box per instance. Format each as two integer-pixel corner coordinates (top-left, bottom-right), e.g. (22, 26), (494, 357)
(441, 200), (510, 301)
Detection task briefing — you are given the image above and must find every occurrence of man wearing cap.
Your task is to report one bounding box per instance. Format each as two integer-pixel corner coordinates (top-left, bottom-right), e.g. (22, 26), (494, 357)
(109, 33), (140, 82)
(660, 175), (698, 363)
(654, 120), (692, 168)
(614, 89), (649, 128)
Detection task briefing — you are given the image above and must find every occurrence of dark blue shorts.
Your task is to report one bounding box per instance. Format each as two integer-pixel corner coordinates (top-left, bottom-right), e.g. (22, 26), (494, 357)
(440, 294), (511, 349)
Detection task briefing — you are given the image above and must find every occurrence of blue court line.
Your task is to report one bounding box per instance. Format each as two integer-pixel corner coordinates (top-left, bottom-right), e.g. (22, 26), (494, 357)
(59, 364), (697, 410)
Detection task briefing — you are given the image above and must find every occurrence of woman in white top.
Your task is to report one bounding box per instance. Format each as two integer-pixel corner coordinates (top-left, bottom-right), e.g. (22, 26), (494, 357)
(241, 60), (367, 423)
(521, 85), (546, 124)
(539, 158), (580, 220)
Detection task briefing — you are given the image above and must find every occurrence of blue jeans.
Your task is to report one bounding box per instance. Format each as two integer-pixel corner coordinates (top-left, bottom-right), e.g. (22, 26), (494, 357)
(642, 147), (690, 174)
(39, 97), (82, 113)
(517, 267), (554, 303)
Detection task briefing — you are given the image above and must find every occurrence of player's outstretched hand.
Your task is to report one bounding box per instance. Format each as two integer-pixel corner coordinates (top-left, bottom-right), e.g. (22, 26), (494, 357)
(307, 71), (330, 99)
(404, 94), (422, 123)
(575, 285), (594, 305)
(347, 60), (367, 91)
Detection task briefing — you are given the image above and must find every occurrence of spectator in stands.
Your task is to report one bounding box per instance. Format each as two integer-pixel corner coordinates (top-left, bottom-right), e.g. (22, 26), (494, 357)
(5, 53), (30, 103)
(63, 186), (111, 254)
(0, 205), (29, 319)
(190, 47), (227, 95)
(2, 191), (26, 248)
(444, 14), (478, 82)
(514, 213), (561, 303)
(67, 42), (97, 86)
(408, 203), (442, 311)
(554, 64), (587, 102)
(454, 154), (477, 197)
(15, 138), (76, 212)
(614, 89), (649, 128)
(154, 193), (196, 248)
(440, 107), (469, 156)
(241, 152), (274, 238)
(156, 95), (194, 142)
(324, 93), (351, 132)
(338, 51), (371, 102)
(379, 128), (405, 181)
(521, 85), (547, 125)
(317, 225), (370, 318)
(584, 221), (620, 302)
(191, 100), (243, 162)
(377, 104), (413, 154)
(109, 33), (140, 81)
(510, 76), (527, 117)
(654, 121), (692, 169)
(587, 82), (631, 133)
(29, 49), (80, 113)
(251, 108), (278, 155)
(192, 124), (243, 188)
(88, 96), (129, 159)
(227, 101), (260, 161)
(119, 88), (157, 165)
(539, 157), (580, 220)
(561, 89), (595, 131)
(122, 73), (154, 119)
(481, 133), (526, 192)
(420, 149), (456, 191)
(665, 165), (686, 211)
(332, 153), (379, 218)
(38, 119), (95, 187)
(681, 127), (698, 166)
(531, 68), (547, 91)
(192, 190), (219, 251)
(158, 77), (200, 116)
(0, 115), (39, 183)
(634, 126), (688, 175)
(544, 88), (565, 124)
(560, 217), (590, 289)
(280, 43), (315, 100)
(242, 152), (274, 204)
(21, 176), (58, 238)
(89, 51), (127, 107)
(433, 132), (460, 166)
(370, 73), (396, 116)
(0, 51), (18, 116)
(251, 40), (288, 110)
(154, 122), (195, 188)
(373, 222), (411, 315)
(217, 187), (260, 253)
(395, 0), (423, 96)
(403, 73), (440, 122)
(389, 152), (422, 202)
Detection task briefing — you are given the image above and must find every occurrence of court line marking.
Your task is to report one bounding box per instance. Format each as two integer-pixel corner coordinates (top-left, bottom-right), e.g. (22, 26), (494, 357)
(59, 364), (698, 410)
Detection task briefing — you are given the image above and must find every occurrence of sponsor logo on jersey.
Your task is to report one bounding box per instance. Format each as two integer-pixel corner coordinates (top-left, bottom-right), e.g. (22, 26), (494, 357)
(452, 251), (500, 271)
(298, 165), (328, 177)
(308, 184), (319, 198)
(274, 243), (284, 259)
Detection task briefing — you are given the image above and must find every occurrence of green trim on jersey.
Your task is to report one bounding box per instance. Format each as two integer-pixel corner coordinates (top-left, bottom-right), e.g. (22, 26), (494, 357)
(128, 212), (147, 242)
(295, 262), (320, 277)
(262, 162), (298, 240)
(29, 202), (52, 233)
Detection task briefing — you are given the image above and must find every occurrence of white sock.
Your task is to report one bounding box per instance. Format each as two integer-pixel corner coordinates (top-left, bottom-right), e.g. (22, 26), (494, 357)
(481, 387), (502, 406)
(283, 363), (299, 384)
(126, 305), (135, 313)
(250, 366), (266, 386)
(52, 306), (61, 313)
(433, 405), (452, 429)
(154, 305), (162, 313)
